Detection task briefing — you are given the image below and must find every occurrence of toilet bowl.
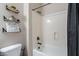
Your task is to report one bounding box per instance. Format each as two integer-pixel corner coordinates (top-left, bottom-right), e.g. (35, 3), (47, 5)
(0, 44), (22, 56)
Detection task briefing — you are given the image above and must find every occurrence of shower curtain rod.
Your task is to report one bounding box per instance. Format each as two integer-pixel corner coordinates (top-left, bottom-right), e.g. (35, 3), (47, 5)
(32, 3), (51, 11)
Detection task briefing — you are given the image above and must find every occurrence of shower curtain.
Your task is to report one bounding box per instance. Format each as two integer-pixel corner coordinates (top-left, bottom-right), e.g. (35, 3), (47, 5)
(67, 3), (79, 56)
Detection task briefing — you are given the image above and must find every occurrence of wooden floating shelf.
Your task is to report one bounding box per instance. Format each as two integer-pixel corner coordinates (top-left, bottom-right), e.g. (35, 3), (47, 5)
(6, 5), (20, 14)
(2, 28), (21, 32)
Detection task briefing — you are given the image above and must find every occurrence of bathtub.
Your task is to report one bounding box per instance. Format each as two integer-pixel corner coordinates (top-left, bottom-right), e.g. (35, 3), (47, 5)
(33, 49), (47, 56)
(33, 44), (67, 56)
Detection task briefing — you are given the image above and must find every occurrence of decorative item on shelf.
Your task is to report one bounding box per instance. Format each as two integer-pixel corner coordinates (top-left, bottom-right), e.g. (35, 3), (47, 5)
(2, 16), (21, 32)
(3, 22), (21, 32)
(6, 5), (20, 14)
(3, 16), (20, 23)
(2, 28), (7, 32)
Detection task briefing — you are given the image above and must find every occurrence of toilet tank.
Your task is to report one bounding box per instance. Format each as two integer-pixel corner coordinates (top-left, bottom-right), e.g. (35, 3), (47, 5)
(0, 44), (22, 56)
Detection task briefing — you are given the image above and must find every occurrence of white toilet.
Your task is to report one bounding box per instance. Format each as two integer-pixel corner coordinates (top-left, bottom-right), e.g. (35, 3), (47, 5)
(0, 44), (22, 56)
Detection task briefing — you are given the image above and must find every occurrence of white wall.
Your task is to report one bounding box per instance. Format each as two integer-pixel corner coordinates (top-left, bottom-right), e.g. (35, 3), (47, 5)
(30, 3), (68, 56)
(32, 11), (42, 49)
(24, 3), (33, 56)
(42, 3), (68, 56)
(42, 3), (68, 15)
(42, 11), (67, 56)
(30, 3), (42, 49)
(0, 3), (27, 55)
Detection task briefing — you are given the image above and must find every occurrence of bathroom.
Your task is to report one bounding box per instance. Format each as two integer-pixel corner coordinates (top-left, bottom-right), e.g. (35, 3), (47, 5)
(0, 3), (78, 56)
(0, 3), (28, 56)
(29, 3), (68, 56)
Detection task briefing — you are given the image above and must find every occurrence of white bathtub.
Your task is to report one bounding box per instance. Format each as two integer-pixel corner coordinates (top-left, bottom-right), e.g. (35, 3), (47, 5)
(33, 49), (47, 56)
(33, 44), (67, 56)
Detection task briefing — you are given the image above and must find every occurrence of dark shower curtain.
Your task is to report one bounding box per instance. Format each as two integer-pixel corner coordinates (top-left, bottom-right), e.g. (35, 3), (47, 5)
(67, 3), (79, 56)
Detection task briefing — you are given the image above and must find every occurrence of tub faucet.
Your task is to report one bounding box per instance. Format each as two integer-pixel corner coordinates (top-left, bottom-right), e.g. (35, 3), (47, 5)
(37, 36), (42, 45)
(37, 42), (42, 45)
(37, 36), (40, 40)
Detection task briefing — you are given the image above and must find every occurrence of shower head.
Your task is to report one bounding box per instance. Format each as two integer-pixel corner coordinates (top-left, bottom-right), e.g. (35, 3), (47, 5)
(36, 11), (42, 14)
